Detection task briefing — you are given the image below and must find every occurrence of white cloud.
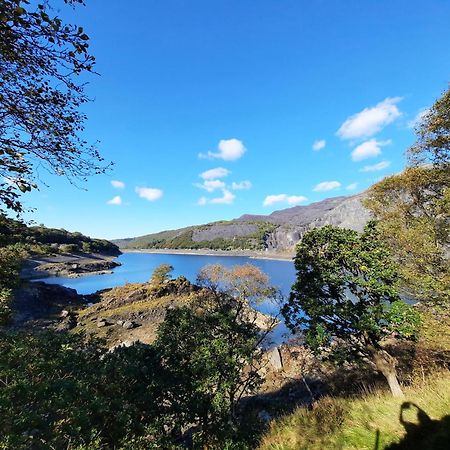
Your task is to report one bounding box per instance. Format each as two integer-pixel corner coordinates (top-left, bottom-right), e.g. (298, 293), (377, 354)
(231, 180), (252, 190)
(200, 167), (230, 180)
(360, 160), (391, 172)
(135, 186), (163, 202)
(111, 180), (125, 189)
(408, 108), (429, 129)
(198, 189), (235, 205)
(107, 195), (122, 205)
(351, 139), (391, 162)
(263, 194), (308, 207)
(345, 182), (358, 191)
(312, 139), (326, 151)
(194, 179), (226, 192)
(313, 181), (341, 192)
(337, 97), (402, 140)
(199, 138), (246, 161)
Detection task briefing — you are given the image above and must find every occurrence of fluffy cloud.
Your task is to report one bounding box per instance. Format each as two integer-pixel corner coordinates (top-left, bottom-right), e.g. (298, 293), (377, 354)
(345, 182), (358, 191)
(198, 189), (235, 205)
(312, 139), (326, 151)
(199, 138), (246, 161)
(263, 194), (308, 207)
(195, 179), (226, 192)
(313, 181), (341, 192)
(408, 108), (429, 129)
(360, 160), (391, 172)
(351, 139), (391, 161)
(135, 186), (163, 202)
(231, 180), (252, 190)
(111, 180), (125, 189)
(337, 97), (402, 140)
(107, 195), (122, 205)
(200, 167), (231, 180)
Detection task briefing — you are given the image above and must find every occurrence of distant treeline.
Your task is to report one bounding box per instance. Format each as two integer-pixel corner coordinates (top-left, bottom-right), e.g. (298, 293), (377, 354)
(122, 222), (276, 251)
(0, 215), (120, 255)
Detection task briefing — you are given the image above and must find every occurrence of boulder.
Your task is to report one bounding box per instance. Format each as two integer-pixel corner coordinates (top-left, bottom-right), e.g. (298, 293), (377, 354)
(97, 318), (112, 328)
(122, 320), (137, 330)
(267, 347), (283, 371)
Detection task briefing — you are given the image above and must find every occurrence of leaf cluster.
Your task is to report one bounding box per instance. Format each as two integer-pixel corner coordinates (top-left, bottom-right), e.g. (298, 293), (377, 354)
(0, 0), (109, 214)
(282, 222), (418, 363)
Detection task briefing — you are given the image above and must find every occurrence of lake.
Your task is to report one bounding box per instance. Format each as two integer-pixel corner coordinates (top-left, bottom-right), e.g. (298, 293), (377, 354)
(37, 252), (298, 345)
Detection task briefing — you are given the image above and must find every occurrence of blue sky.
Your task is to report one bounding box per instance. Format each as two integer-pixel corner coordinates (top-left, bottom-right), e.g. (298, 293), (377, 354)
(23, 0), (450, 239)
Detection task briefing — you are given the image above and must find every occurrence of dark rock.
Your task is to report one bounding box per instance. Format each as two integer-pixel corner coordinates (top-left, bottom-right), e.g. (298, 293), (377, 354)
(11, 282), (84, 327)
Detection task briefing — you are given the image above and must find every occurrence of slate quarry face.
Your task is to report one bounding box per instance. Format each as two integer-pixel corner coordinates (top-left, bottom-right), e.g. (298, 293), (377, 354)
(117, 193), (372, 253)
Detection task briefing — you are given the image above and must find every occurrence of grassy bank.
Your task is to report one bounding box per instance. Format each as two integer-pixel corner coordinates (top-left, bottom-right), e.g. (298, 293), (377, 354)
(258, 371), (450, 450)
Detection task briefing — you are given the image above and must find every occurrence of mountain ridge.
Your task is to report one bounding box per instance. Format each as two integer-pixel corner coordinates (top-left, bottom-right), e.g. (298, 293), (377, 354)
(115, 193), (371, 253)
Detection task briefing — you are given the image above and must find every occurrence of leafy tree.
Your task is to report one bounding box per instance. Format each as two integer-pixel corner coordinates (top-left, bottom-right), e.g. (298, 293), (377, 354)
(150, 263), (174, 285)
(0, 331), (164, 449)
(365, 166), (449, 304)
(197, 263), (278, 303)
(152, 264), (278, 447)
(0, 0), (108, 214)
(0, 244), (26, 325)
(154, 302), (262, 447)
(282, 223), (420, 397)
(408, 84), (449, 167)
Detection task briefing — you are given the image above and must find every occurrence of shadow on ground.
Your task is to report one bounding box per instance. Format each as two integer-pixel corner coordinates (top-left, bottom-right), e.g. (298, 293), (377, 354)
(375, 402), (450, 450)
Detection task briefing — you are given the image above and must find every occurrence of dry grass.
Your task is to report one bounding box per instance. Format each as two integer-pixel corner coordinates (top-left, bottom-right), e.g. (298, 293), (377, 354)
(258, 370), (450, 450)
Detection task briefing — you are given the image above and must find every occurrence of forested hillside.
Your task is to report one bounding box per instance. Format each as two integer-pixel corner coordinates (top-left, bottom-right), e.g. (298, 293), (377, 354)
(0, 215), (120, 256)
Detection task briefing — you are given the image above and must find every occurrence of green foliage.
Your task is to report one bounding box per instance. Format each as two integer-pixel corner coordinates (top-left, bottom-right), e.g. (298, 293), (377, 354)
(0, 331), (164, 450)
(0, 244), (26, 325)
(150, 263), (174, 285)
(386, 301), (422, 340)
(365, 166), (450, 304)
(124, 221), (277, 251)
(153, 295), (263, 448)
(0, 214), (120, 255)
(408, 84), (450, 167)
(0, 0), (108, 215)
(283, 222), (415, 395)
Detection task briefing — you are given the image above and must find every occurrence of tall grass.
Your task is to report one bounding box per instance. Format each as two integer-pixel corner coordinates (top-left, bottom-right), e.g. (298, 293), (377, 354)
(258, 371), (450, 450)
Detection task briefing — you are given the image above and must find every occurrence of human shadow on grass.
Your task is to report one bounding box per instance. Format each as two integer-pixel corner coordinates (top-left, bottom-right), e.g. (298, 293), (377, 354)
(377, 402), (450, 450)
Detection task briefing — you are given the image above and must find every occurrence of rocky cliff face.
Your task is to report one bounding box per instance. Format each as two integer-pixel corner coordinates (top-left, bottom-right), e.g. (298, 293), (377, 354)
(259, 193), (371, 252)
(118, 193), (371, 253)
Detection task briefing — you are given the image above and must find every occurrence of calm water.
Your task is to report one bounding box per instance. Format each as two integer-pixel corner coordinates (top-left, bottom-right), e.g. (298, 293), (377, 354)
(37, 252), (297, 344)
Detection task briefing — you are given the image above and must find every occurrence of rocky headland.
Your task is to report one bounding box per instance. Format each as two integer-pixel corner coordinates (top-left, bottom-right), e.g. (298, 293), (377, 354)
(20, 253), (121, 279)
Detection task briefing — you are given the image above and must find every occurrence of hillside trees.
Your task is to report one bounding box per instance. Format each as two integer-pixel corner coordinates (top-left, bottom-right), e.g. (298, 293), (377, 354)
(0, 0), (108, 215)
(365, 86), (450, 304)
(408, 85), (450, 167)
(282, 223), (420, 397)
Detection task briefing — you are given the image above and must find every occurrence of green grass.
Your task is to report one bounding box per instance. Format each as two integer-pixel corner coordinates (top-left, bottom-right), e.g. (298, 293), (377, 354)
(258, 371), (450, 450)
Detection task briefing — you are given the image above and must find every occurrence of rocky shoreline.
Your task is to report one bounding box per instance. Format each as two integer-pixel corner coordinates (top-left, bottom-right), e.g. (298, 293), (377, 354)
(122, 248), (295, 261)
(20, 253), (121, 280)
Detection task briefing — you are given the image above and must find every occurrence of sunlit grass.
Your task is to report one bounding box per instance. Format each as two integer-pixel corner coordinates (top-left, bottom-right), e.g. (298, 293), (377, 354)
(258, 371), (450, 450)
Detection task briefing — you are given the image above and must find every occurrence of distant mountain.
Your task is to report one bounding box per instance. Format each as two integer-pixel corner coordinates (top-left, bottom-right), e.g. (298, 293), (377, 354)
(116, 193), (371, 253)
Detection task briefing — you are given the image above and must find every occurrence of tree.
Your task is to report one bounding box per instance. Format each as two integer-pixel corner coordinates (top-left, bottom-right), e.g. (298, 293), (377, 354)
(365, 166), (450, 304)
(150, 263), (174, 285)
(153, 264), (279, 447)
(0, 331), (164, 449)
(408, 84), (450, 167)
(0, 0), (108, 215)
(282, 223), (420, 397)
(0, 244), (26, 325)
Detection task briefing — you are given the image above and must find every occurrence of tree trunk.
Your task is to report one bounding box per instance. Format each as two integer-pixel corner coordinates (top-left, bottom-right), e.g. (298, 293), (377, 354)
(372, 348), (404, 397)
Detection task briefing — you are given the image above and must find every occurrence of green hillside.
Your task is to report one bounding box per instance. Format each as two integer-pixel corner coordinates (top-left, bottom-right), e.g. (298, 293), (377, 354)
(0, 215), (120, 255)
